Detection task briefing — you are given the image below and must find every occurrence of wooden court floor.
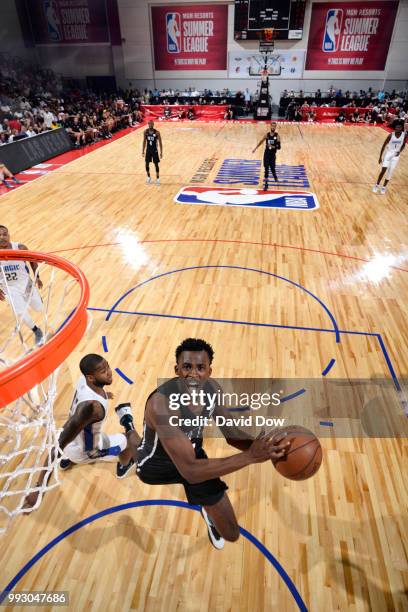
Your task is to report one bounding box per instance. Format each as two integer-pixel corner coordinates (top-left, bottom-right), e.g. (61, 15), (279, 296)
(0, 122), (407, 611)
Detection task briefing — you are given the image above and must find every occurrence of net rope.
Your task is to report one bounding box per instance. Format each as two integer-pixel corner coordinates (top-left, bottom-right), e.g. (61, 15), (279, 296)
(0, 258), (87, 533)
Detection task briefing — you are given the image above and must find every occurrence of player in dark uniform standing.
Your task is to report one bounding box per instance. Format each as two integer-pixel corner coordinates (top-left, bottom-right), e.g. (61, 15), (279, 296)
(252, 121), (281, 190)
(124, 338), (289, 550)
(142, 120), (163, 185)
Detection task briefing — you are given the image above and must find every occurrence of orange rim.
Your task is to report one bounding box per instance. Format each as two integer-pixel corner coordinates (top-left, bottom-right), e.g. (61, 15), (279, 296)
(0, 250), (89, 408)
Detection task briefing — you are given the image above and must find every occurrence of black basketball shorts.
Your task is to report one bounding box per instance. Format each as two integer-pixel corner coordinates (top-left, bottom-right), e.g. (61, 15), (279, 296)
(145, 149), (160, 164)
(136, 447), (228, 506)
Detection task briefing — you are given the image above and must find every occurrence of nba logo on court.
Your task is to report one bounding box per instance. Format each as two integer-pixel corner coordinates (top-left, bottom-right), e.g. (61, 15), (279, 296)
(322, 9), (343, 52)
(174, 187), (319, 211)
(166, 13), (181, 53)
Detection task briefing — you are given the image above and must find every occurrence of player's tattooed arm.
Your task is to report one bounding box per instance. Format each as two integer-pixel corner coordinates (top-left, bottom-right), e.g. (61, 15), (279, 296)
(18, 243), (43, 289)
(59, 400), (104, 450)
(252, 135), (266, 153)
(379, 134), (391, 163)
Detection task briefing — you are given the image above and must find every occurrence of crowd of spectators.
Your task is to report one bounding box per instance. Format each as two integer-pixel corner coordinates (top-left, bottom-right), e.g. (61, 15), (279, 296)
(280, 86), (408, 126)
(0, 54), (144, 147)
(0, 54), (254, 146)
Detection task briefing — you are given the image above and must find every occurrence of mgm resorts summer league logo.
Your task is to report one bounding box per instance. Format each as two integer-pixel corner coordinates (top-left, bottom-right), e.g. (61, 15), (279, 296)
(174, 186), (319, 210)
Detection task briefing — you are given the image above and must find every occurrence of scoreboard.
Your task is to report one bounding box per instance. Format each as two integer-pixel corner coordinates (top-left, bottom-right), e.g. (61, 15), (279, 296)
(234, 0), (306, 40)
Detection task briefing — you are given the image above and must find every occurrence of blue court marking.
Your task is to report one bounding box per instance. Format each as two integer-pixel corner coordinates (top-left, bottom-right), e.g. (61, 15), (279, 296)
(55, 308), (75, 334)
(103, 266), (341, 344)
(214, 159), (310, 188)
(319, 421), (334, 427)
(322, 358), (336, 377)
(99, 265), (339, 398)
(280, 389), (306, 403)
(89, 306), (376, 337)
(0, 500), (307, 612)
(115, 367), (134, 385)
(102, 335), (108, 353)
(375, 333), (401, 392)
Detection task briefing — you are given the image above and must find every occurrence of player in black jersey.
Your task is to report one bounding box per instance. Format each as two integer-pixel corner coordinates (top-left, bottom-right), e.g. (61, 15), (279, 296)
(142, 120), (163, 185)
(130, 338), (289, 550)
(252, 121), (281, 189)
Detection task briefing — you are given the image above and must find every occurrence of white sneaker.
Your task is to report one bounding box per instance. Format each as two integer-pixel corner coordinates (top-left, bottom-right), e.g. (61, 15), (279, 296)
(200, 507), (225, 550)
(380, 186), (386, 194)
(146, 177), (152, 184)
(372, 185), (379, 193)
(115, 402), (133, 425)
(156, 178), (160, 185)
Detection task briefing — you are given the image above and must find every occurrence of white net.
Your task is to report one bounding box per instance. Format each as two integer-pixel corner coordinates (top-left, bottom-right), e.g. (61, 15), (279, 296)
(0, 252), (88, 533)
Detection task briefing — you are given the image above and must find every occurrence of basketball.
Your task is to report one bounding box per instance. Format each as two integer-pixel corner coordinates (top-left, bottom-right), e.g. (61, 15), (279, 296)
(272, 426), (322, 481)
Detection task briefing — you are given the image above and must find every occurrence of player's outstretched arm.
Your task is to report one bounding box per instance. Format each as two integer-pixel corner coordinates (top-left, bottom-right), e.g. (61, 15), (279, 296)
(252, 136), (265, 154)
(148, 394), (289, 483)
(142, 131), (147, 156)
(23, 400), (104, 509)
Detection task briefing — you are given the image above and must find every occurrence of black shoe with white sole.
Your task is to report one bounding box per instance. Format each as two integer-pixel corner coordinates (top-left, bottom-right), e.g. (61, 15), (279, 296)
(200, 507), (225, 550)
(60, 458), (73, 471)
(116, 458), (135, 479)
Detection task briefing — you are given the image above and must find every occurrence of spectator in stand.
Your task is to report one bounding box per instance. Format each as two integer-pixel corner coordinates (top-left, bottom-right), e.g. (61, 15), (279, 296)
(224, 106), (234, 120)
(335, 110), (346, 123)
(286, 100), (296, 120)
(177, 108), (186, 120)
(350, 110), (362, 123)
(294, 106), (302, 122)
(315, 89), (322, 99)
(163, 107), (172, 120)
(244, 88), (251, 113)
(187, 107), (195, 120)
(364, 110), (372, 123)
(308, 110), (316, 123)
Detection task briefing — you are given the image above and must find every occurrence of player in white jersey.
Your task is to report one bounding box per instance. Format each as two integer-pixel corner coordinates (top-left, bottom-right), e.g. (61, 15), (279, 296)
(24, 354), (141, 509)
(373, 123), (406, 194)
(0, 225), (44, 345)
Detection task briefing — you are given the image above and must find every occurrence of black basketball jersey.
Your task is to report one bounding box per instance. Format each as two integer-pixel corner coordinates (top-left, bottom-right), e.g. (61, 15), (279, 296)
(137, 378), (216, 468)
(265, 131), (279, 152)
(145, 128), (158, 152)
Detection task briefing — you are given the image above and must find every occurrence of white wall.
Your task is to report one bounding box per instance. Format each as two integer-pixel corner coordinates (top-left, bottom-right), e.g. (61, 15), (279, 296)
(119, 0), (408, 101)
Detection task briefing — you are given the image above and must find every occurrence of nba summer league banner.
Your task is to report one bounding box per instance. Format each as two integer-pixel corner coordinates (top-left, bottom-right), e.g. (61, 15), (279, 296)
(306, 1), (399, 70)
(23, 0), (111, 45)
(151, 4), (228, 70)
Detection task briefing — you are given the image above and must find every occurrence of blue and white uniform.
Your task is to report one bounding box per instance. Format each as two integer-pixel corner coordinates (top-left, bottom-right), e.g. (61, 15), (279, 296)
(382, 131), (405, 179)
(63, 376), (127, 464)
(0, 242), (42, 326)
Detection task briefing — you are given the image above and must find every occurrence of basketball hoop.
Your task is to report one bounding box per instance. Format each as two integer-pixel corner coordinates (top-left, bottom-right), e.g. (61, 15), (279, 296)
(0, 250), (89, 532)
